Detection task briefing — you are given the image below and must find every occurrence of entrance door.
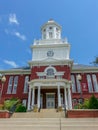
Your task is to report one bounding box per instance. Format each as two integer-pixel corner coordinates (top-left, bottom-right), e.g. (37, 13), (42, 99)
(46, 94), (55, 108)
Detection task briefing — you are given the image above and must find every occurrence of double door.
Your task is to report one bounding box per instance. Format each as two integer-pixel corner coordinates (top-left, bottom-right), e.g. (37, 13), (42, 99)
(46, 94), (55, 108)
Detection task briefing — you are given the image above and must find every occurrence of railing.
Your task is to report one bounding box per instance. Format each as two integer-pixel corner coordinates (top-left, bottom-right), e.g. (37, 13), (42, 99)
(33, 38), (68, 45)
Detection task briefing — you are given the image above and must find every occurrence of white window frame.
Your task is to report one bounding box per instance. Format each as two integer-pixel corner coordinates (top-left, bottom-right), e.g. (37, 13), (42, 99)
(71, 75), (76, 93)
(87, 74), (93, 92)
(76, 77), (81, 93)
(23, 76), (29, 93)
(12, 76), (18, 94)
(92, 74), (98, 92)
(7, 76), (13, 94)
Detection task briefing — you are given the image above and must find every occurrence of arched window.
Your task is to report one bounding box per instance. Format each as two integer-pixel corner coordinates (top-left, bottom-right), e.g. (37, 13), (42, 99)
(47, 68), (54, 76)
(23, 76), (29, 93)
(7, 76), (13, 94)
(92, 74), (98, 92)
(76, 76), (81, 93)
(12, 76), (18, 94)
(71, 75), (76, 93)
(87, 75), (93, 92)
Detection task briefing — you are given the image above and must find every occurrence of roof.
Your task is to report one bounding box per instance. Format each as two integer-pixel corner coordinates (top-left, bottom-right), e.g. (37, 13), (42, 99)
(41, 19), (62, 30)
(72, 64), (98, 73)
(0, 64), (98, 75)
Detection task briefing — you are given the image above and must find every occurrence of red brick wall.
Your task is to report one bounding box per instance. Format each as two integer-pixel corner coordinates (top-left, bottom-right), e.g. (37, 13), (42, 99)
(1, 74), (30, 103)
(67, 110), (98, 118)
(0, 111), (10, 118)
(31, 65), (71, 80)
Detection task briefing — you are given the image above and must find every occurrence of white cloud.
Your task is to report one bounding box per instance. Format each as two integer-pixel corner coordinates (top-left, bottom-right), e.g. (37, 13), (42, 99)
(4, 29), (26, 41)
(9, 13), (19, 25)
(14, 31), (26, 41)
(4, 60), (18, 68)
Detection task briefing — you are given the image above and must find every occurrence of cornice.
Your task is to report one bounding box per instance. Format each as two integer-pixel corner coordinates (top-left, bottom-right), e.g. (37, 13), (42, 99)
(0, 69), (31, 75)
(72, 67), (98, 73)
(28, 78), (72, 87)
(28, 59), (73, 68)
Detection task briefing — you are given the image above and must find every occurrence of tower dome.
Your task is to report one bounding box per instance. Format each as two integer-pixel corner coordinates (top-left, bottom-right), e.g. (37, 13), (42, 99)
(41, 19), (62, 40)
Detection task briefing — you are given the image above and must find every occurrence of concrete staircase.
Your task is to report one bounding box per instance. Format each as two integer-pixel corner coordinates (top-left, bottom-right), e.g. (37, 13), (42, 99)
(0, 118), (98, 130)
(11, 109), (65, 118)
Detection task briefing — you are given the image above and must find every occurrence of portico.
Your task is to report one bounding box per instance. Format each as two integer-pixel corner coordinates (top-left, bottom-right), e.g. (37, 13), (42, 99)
(27, 79), (72, 111)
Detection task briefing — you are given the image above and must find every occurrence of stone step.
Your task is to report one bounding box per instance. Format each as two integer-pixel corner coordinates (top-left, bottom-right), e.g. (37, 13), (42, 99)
(11, 109), (65, 118)
(0, 118), (98, 130)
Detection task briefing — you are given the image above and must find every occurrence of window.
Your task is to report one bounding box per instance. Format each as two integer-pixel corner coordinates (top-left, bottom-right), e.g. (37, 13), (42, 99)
(39, 76), (44, 79)
(76, 76), (81, 93)
(22, 99), (27, 107)
(47, 68), (54, 76)
(78, 98), (83, 104)
(87, 74), (93, 92)
(56, 33), (59, 38)
(71, 75), (76, 93)
(49, 27), (52, 30)
(23, 76), (29, 93)
(7, 76), (13, 94)
(49, 32), (53, 38)
(92, 74), (98, 92)
(43, 34), (46, 39)
(57, 75), (62, 79)
(43, 29), (46, 32)
(12, 76), (18, 94)
(56, 28), (59, 31)
(45, 66), (56, 79)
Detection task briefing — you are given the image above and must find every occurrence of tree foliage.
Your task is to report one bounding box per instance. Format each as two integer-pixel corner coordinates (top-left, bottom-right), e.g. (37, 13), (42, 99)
(74, 95), (98, 109)
(89, 95), (98, 109)
(3, 98), (26, 112)
(4, 98), (20, 111)
(15, 104), (26, 112)
(92, 56), (98, 66)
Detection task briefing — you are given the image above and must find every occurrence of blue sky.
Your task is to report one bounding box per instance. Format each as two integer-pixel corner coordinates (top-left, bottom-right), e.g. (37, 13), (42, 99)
(0, 0), (98, 69)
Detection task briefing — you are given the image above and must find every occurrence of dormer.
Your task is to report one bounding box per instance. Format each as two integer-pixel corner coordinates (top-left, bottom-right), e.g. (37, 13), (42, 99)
(41, 19), (62, 40)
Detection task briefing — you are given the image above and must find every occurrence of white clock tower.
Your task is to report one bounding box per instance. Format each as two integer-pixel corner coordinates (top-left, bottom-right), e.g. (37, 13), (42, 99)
(29, 19), (72, 65)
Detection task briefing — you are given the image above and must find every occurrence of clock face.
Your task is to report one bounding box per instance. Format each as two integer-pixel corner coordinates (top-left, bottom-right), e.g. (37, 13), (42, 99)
(47, 50), (54, 57)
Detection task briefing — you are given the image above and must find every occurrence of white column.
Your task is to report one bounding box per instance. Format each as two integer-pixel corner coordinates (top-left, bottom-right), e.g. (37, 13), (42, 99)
(67, 84), (72, 109)
(31, 87), (35, 108)
(64, 86), (68, 110)
(37, 86), (41, 108)
(27, 86), (31, 110)
(58, 85), (61, 107)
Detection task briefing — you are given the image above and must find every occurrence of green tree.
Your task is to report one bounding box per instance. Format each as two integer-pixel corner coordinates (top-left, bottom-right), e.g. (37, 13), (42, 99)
(92, 56), (98, 66)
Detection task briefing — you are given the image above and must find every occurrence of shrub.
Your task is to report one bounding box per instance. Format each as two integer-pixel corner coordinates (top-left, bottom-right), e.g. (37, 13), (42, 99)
(80, 99), (89, 109)
(88, 95), (98, 109)
(15, 104), (26, 112)
(4, 98), (20, 111)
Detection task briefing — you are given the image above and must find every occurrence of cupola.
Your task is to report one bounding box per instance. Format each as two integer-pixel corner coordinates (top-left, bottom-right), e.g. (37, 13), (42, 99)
(41, 19), (62, 40)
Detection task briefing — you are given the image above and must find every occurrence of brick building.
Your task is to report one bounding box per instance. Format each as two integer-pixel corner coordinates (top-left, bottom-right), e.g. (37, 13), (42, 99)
(0, 20), (98, 110)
